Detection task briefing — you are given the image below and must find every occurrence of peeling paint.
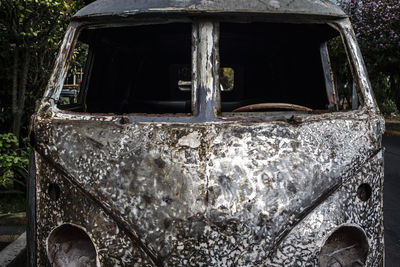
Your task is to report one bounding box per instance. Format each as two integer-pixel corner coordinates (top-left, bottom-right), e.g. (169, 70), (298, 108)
(177, 131), (201, 148)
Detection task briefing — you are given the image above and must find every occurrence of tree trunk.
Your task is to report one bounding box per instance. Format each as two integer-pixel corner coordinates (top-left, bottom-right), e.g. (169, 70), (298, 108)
(13, 48), (31, 140)
(11, 46), (19, 136)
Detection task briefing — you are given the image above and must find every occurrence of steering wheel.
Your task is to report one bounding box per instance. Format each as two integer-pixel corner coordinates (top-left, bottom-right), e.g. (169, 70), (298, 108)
(232, 103), (313, 112)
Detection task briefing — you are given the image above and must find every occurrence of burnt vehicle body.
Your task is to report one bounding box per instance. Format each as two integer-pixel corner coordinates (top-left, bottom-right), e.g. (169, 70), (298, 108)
(28, 0), (385, 266)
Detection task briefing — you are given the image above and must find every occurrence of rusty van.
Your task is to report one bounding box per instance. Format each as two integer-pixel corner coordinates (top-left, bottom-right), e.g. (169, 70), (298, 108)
(28, 0), (385, 266)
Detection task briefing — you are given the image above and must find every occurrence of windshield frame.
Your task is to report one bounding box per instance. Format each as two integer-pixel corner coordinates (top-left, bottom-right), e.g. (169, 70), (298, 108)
(40, 16), (378, 124)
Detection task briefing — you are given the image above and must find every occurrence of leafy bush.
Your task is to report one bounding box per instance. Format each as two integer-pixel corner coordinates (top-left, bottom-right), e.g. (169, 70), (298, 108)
(338, 0), (400, 111)
(380, 98), (399, 115)
(0, 133), (29, 190)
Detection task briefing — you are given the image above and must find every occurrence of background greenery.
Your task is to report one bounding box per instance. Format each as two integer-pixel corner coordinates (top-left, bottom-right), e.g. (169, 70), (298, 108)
(338, 0), (400, 114)
(0, 0), (85, 213)
(0, 0), (399, 213)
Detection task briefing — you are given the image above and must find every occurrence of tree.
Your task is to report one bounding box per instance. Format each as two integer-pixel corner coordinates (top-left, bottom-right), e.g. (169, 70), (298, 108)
(0, 0), (84, 139)
(338, 0), (400, 113)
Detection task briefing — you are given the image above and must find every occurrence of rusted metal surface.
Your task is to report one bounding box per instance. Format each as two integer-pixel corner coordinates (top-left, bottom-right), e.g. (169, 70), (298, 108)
(29, 1), (385, 266)
(232, 103), (313, 112)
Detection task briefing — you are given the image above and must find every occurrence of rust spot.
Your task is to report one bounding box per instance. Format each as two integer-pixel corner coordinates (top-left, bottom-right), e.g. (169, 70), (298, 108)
(120, 117), (130, 124)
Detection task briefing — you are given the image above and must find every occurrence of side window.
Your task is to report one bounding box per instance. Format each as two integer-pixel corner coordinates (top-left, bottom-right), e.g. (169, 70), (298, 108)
(58, 23), (192, 115)
(327, 36), (359, 111)
(59, 43), (88, 107)
(220, 67), (234, 92)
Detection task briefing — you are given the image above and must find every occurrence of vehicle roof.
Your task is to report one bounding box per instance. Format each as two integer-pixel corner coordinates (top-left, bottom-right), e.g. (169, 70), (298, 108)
(73, 0), (346, 19)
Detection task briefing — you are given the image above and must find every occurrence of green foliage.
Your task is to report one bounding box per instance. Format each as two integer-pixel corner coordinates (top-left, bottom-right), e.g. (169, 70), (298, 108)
(379, 98), (399, 115)
(71, 43), (89, 68)
(0, 133), (29, 189)
(337, 0), (400, 113)
(0, 194), (26, 214)
(220, 67), (235, 92)
(0, 0), (85, 134)
(368, 72), (400, 115)
(328, 36), (354, 109)
(328, 22), (399, 114)
(65, 43), (88, 85)
(0, 0), (82, 43)
(0, 1), (85, 213)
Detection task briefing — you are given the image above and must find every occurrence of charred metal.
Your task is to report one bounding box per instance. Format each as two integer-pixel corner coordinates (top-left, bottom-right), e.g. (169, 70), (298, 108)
(29, 0), (384, 266)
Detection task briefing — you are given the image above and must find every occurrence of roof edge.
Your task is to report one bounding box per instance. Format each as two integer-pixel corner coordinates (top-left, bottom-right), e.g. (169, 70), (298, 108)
(74, 0), (346, 19)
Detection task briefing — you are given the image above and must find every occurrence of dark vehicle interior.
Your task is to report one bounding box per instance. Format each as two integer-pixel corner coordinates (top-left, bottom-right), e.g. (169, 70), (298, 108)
(58, 22), (348, 115)
(80, 23), (192, 114)
(219, 22), (337, 112)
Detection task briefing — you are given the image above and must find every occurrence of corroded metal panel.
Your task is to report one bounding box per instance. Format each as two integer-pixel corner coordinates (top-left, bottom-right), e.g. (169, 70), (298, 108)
(265, 151), (384, 266)
(31, 109), (384, 265)
(34, 153), (154, 266)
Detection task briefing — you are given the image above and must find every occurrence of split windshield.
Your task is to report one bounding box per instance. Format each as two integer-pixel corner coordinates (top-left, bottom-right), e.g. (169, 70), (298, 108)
(58, 21), (358, 116)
